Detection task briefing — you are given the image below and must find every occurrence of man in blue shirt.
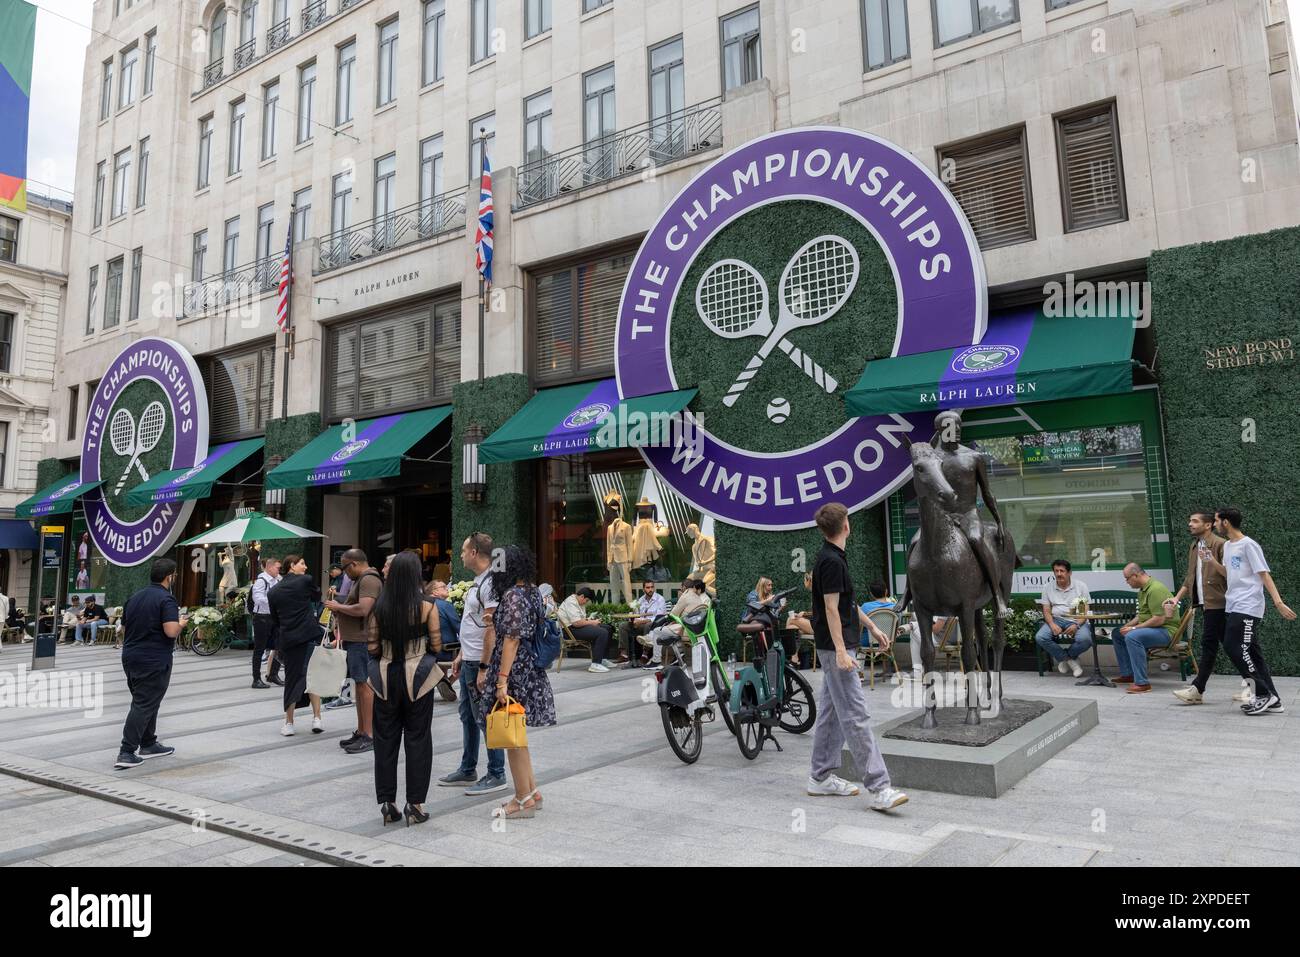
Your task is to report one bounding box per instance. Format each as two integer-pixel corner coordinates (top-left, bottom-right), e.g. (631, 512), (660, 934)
(115, 558), (188, 770)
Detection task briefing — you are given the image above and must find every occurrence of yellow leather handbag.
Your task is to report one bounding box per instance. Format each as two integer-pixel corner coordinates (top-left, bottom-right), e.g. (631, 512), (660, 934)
(486, 696), (528, 750)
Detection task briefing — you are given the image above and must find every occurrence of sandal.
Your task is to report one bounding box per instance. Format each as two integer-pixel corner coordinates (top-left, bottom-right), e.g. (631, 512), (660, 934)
(523, 788), (543, 811)
(499, 795), (535, 819)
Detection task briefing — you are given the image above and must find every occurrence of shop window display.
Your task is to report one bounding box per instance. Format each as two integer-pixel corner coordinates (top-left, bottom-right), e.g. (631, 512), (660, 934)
(68, 521), (110, 603)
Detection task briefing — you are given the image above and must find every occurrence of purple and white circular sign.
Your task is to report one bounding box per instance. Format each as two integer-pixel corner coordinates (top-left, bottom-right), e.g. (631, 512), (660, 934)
(615, 127), (987, 529)
(81, 338), (209, 565)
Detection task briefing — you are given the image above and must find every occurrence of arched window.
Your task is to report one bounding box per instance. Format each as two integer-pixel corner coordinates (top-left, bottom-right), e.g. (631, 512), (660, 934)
(209, 8), (227, 65)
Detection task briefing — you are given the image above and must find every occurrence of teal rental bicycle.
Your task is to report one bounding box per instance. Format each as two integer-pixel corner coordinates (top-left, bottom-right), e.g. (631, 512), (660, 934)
(730, 587), (817, 759)
(655, 602), (737, 764)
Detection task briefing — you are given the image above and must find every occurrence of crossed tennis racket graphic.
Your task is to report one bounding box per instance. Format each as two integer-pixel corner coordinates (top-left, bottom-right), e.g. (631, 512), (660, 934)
(694, 235), (860, 408)
(110, 400), (166, 494)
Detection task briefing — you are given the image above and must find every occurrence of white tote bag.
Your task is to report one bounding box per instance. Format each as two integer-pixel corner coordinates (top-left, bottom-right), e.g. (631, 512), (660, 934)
(306, 637), (348, 697)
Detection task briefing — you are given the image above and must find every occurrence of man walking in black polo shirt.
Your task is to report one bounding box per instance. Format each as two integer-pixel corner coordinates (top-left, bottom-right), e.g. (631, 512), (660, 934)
(807, 503), (908, 812)
(114, 558), (188, 770)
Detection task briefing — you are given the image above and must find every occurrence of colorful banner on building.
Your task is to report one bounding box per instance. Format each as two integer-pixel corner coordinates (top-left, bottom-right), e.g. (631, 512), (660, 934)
(0, 0), (36, 212)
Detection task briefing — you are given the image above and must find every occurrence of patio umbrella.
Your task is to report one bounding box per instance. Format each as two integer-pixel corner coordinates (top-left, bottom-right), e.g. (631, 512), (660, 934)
(178, 511), (324, 547)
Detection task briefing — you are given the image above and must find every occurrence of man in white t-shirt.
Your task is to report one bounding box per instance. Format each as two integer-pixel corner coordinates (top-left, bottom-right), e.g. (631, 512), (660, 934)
(1033, 559), (1093, 678)
(1200, 507), (1295, 716)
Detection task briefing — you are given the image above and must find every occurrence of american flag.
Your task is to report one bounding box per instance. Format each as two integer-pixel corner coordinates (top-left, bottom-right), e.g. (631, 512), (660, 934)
(474, 153), (494, 285)
(276, 213), (294, 332)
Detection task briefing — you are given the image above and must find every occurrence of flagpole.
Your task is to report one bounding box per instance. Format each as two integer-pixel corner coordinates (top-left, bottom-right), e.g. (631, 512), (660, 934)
(281, 204), (295, 420)
(476, 127), (486, 382)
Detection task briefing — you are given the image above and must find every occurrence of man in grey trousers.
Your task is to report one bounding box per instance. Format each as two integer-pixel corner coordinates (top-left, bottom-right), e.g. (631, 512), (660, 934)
(806, 502), (909, 812)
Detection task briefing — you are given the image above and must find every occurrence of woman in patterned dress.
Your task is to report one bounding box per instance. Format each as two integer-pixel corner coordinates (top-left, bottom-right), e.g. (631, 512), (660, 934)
(481, 545), (556, 819)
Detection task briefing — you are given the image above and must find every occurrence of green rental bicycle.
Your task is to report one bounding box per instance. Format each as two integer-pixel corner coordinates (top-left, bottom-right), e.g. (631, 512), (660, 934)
(654, 601), (737, 764)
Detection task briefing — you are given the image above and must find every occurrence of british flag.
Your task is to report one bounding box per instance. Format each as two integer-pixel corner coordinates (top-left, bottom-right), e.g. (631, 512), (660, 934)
(474, 154), (494, 285)
(276, 214), (293, 332)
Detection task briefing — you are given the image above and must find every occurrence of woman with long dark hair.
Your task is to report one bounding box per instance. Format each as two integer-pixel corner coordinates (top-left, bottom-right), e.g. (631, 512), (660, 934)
(370, 551), (443, 826)
(480, 545), (555, 819)
(268, 554), (324, 736)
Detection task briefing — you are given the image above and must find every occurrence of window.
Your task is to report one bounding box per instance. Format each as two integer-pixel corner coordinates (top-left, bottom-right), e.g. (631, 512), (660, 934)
(229, 98), (246, 175)
(192, 229), (208, 281)
(202, 344), (276, 438)
(469, 113), (495, 182)
(862, 0), (908, 70)
(135, 136), (149, 207)
(197, 115), (214, 188)
(256, 203), (275, 288)
(0, 216), (16, 263)
(297, 62), (316, 143)
(86, 266), (98, 334)
(526, 0), (550, 38)
(119, 44), (138, 109)
(111, 148), (132, 218)
(531, 248), (633, 381)
(422, 0), (445, 84)
(223, 216), (240, 274)
(1056, 101), (1127, 232)
(67, 386), (79, 441)
(240, 0), (258, 46)
(523, 90), (552, 165)
(374, 153), (397, 247)
(210, 8), (227, 64)
(377, 19), (399, 107)
(94, 161), (106, 226)
(933, 0), (1017, 46)
(419, 134), (444, 205)
(292, 187), (312, 242)
(938, 127), (1034, 248)
(326, 297), (460, 419)
(100, 59), (113, 120)
(261, 80), (279, 159)
(0, 422), (7, 487)
(104, 257), (124, 329)
(143, 30), (156, 95)
(128, 248), (143, 322)
(721, 6), (761, 91)
(336, 40), (356, 124)
(583, 0), (611, 11)
(331, 169), (353, 235)
(649, 38), (684, 157)
(0, 312), (12, 371)
(583, 65), (616, 179)
(471, 0), (495, 64)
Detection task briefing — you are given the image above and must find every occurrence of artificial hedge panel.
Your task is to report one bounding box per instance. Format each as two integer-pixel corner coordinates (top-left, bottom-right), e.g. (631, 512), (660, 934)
(451, 374), (534, 580)
(1149, 224), (1300, 675)
(262, 412), (324, 572)
(36, 457), (65, 491)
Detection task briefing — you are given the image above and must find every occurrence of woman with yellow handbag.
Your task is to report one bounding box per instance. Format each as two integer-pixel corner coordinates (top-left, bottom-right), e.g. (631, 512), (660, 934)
(480, 545), (556, 820)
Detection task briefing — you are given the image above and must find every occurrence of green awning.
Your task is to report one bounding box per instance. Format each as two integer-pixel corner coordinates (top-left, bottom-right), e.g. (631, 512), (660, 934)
(844, 308), (1137, 417)
(126, 438), (264, 506)
(478, 378), (697, 464)
(16, 474), (102, 518)
(265, 406), (451, 490)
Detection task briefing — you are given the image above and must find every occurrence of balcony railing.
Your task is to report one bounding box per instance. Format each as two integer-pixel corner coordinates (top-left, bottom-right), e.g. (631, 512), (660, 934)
(516, 97), (723, 209)
(339, 0), (363, 10)
(302, 0), (328, 32)
(182, 257), (282, 319)
(316, 189), (467, 274)
(234, 38), (257, 71)
(202, 60), (224, 90)
(267, 18), (291, 52)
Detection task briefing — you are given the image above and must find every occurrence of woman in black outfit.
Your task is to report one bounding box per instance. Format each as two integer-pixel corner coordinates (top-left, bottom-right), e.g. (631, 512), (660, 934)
(370, 551), (443, 825)
(268, 554), (324, 736)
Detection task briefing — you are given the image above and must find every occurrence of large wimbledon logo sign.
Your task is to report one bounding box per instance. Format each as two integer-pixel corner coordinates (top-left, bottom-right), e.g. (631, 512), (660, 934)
(616, 127), (987, 529)
(81, 338), (209, 565)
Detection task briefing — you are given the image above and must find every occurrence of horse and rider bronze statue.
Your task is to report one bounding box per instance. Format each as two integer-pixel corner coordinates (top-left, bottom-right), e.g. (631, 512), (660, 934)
(894, 410), (1019, 729)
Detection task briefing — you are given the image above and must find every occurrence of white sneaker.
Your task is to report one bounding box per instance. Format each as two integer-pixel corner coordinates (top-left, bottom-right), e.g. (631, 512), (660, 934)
(587, 662), (610, 673)
(601, 659), (620, 668)
(869, 786), (909, 812)
(1056, 660), (1069, 674)
(1069, 659), (1083, 678)
(806, 774), (860, 797)
(1232, 682), (1252, 703)
(1173, 686), (1203, 705)
(281, 723), (295, 736)
(311, 717), (323, 734)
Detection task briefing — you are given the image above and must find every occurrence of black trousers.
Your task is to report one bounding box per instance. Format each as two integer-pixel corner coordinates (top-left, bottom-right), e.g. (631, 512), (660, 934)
(120, 661), (173, 755)
(619, 620), (650, 657)
(373, 663), (436, 805)
(280, 641), (314, 711)
(251, 614), (274, 679)
(1192, 607), (1229, 693)
(571, 623), (613, 662)
(1223, 613), (1277, 699)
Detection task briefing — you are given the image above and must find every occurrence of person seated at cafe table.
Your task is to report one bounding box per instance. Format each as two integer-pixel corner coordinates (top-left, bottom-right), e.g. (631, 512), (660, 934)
(641, 579), (711, 669)
(620, 580), (667, 669)
(73, 596), (111, 645)
(1114, 563), (1179, 694)
(1034, 559), (1093, 678)
(557, 586), (617, 674)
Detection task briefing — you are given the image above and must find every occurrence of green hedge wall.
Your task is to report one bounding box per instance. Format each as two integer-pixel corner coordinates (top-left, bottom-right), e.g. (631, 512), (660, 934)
(451, 374), (534, 579)
(262, 412), (324, 571)
(1150, 224), (1300, 675)
(36, 456), (65, 491)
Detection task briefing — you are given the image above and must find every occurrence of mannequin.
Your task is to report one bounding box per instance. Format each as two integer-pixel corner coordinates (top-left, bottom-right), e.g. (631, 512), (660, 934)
(630, 497), (666, 568)
(219, 545), (239, 595)
(604, 492), (634, 605)
(686, 523), (717, 598)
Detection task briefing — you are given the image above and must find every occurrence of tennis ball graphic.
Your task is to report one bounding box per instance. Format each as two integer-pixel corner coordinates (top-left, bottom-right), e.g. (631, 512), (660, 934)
(766, 397), (791, 424)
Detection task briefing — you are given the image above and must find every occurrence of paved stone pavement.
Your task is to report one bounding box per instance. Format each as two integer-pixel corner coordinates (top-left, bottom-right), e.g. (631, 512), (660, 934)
(1, 642), (1297, 866)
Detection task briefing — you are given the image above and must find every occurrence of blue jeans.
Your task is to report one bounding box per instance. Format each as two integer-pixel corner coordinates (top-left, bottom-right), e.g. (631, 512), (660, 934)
(1113, 627), (1171, 685)
(1034, 617), (1093, 662)
(457, 660), (504, 778)
(74, 621), (102, 643)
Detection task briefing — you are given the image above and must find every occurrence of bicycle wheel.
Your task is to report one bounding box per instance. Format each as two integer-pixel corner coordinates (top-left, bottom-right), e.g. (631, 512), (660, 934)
(710, 660), (737, 735)
(734, 683), (763, 760)
(191, 629), (224, 657)
(778, 665), (817, 734)
(660, 705), (703, 764)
